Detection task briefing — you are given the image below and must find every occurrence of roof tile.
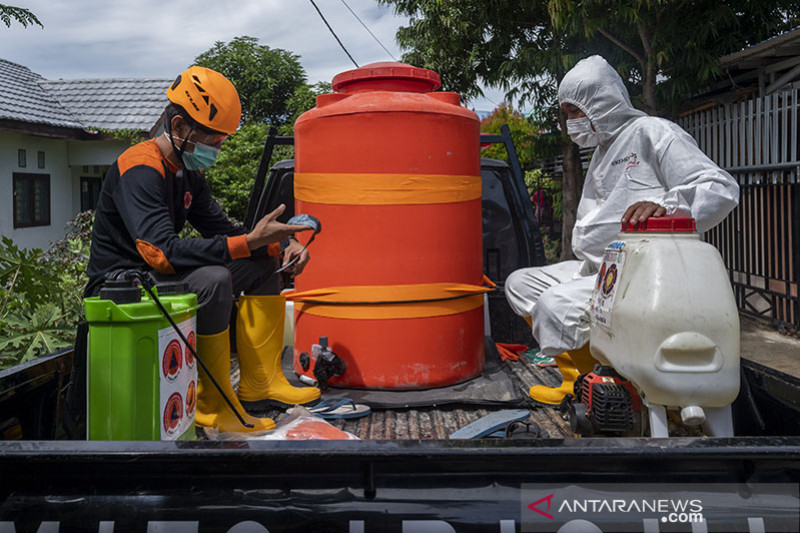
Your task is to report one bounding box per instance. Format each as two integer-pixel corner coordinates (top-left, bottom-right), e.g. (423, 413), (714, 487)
(42, 77), (170, 131)
(0, 58), (83, 129)
(1, 57), (171, 132)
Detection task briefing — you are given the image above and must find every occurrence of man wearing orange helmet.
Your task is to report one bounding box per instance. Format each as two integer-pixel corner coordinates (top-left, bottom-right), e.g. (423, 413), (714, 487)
(85, 66), (320, 434)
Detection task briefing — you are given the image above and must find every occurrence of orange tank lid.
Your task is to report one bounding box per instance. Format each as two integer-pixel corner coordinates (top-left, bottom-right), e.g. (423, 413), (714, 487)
(332, 61), (442, 93)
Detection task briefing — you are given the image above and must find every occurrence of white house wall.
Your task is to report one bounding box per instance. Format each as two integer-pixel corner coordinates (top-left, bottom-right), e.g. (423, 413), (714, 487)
(67, 139), (125, 216)
(0, 131), (71, 250)
(67, 139), (126, 167)
(0, 131), (127, 250)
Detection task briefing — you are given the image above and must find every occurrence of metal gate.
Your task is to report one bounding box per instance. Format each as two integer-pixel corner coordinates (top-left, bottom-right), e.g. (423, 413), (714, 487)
(680, 88), (800, 332)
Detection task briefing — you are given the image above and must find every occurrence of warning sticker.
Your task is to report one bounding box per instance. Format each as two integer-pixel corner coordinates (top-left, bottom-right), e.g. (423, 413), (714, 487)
(162, 339), (182, 382)
(185, 331), (196, 369)
(185, 380), (196, 418)
(158, 316), (197, 440)
(163, 392), (184, 438)
(591, 242), (626, 331)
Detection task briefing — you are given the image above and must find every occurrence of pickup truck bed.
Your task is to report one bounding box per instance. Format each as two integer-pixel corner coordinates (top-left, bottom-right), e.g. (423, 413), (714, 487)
(230, 314), (799, 441)
(2, 300), (800, 531)
(232, 351), (572, 440)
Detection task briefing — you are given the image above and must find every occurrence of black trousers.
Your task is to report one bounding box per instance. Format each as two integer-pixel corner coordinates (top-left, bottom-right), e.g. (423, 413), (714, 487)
(154, 255), (279, 335)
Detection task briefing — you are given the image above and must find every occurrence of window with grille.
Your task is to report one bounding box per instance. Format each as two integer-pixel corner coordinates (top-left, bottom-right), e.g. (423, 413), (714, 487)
(13, 173), (51, 228)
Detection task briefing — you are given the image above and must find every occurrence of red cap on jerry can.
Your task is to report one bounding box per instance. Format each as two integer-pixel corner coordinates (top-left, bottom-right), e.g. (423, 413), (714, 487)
(621, 216), (697, 233)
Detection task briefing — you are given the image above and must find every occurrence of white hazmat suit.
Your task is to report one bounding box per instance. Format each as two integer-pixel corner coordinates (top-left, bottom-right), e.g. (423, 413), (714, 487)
(506, 55), (739, 356)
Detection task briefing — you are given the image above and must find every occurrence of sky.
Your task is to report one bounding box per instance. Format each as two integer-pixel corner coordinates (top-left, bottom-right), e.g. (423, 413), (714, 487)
(0, 0), (508, 115)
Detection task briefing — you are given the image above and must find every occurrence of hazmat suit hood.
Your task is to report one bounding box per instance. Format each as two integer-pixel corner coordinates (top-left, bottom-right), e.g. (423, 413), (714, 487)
(558, 55), (647, 145)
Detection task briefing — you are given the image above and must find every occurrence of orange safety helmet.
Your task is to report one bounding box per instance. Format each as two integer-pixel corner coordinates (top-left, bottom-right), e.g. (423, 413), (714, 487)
(166, 66), (241, 135)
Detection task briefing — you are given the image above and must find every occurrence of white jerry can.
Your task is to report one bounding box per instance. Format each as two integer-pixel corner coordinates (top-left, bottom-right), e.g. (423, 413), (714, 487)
(589, 217), (740, 437)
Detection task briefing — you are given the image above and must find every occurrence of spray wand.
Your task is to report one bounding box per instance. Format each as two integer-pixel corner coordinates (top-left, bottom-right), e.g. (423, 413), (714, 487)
(106, 269), (255, 429)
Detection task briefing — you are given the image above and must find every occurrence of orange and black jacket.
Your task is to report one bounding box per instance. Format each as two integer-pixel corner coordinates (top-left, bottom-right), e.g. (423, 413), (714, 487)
(85, 139), (256, 297)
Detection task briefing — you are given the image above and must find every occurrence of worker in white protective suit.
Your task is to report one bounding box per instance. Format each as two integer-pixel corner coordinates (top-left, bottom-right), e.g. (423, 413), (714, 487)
(506, 55), (739, 404)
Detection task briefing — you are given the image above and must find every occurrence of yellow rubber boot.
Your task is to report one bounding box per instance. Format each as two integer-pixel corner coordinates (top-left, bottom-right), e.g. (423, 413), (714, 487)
(236, 294), (321, 406)
(195, 329), (276, 432)
(529, 344), (597, 405)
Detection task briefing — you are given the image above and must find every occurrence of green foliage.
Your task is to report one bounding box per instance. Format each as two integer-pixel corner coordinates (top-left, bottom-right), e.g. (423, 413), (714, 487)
(45, 211), (93, 324)
(205, 82), (330, 222)
(381, 1), (565, 107)
(204, 122), (270, 221)
(480, 103), (538, 166)
(383, 0), (799, 118)
(0, 212), (94, 369)
(0, 4), (42, 28)
(194, 36), (308, 125)
(540, 228), (562, 265)
(0, 236), (59, 316)
(178, 223), (202, 239)
(204, 122), (296, 222)
(0, 237), (73, 369)
(94, 128), (146, 147)
(194, 37), (328, 223)
(548, 0), (800, 115)
(525, 169), (563, 221)
(280, 81), (333, 135)
(0, 304), (71, 367)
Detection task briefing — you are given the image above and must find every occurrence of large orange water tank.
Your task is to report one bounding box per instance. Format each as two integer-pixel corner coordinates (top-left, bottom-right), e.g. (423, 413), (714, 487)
(291, 62), (485, 389)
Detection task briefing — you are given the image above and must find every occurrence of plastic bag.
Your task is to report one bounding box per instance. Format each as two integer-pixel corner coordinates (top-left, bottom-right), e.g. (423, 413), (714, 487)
(204, 406), (360, 440)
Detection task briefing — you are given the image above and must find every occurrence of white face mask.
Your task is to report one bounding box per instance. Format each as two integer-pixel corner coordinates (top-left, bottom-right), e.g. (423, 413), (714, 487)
(566, 117), (600, 148)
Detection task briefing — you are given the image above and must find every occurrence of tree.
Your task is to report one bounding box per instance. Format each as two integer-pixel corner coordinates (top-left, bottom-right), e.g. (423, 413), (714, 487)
(0, 4), (41, 28)
(548, 0), (800, 116)
(280, 81), (332, 136)
(194, 36), (307, 125)
(203, 122), (271, 222)
(193, 37), (327, 221)
(379, 0), (800, 259)
(204, 82), (331, 221)
(384, 1), (565, 109)
(479, 103), (538, 167)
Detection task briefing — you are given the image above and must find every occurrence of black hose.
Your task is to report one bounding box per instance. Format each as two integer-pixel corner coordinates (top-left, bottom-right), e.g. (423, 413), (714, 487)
(125, 271), (255, 429)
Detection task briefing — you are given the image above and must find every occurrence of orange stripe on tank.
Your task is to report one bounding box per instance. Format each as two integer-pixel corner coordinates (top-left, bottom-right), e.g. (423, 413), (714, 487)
(136, 239), (176, 274)
(286, 282), (490, 320)
(294, 172), (481, 205)
(294, 294), (484, 320)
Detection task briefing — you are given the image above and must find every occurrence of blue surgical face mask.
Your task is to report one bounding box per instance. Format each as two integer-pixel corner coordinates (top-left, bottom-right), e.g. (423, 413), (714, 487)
(182, 142), (220, 171)
(165, 133), (220, 171)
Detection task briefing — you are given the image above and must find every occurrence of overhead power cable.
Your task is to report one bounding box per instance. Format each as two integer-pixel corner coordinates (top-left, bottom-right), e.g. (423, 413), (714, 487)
(339, 0), (397, 61)
(309, 0), (359, 68)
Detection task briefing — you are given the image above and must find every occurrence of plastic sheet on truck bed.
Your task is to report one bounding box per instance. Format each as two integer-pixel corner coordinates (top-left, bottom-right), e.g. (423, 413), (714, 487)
(232, 343), (574, 440)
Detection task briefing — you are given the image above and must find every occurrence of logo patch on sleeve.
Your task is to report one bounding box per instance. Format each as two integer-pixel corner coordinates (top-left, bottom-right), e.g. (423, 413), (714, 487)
(184, 191), (192, 209)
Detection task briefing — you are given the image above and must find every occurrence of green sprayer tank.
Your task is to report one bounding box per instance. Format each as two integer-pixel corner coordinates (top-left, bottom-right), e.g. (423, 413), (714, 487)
(84, 278), (198, 440)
